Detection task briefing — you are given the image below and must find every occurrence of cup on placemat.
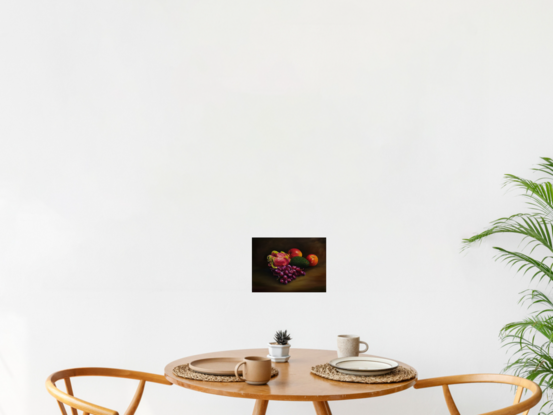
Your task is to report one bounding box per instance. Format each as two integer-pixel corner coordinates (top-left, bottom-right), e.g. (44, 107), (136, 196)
(234, 356), (272, 385)
(337, 334), (369, 358)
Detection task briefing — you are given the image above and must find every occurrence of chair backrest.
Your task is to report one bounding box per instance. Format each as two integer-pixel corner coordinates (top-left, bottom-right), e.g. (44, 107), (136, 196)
(414, 373), (542, 415)
(46, 367), (172, 415)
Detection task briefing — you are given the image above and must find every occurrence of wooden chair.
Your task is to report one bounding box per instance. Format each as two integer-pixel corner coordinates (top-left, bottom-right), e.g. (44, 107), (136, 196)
(46, 368), (172, 415)
(414, 374), (542, 415)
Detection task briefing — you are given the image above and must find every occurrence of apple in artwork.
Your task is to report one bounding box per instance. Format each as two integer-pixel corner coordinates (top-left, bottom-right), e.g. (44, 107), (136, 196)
(306, 254), (318, 266)
(288, 248), (302, 258)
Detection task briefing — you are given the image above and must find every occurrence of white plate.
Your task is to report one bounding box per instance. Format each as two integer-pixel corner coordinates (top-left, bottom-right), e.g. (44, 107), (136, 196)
(329, 356), (398, 376)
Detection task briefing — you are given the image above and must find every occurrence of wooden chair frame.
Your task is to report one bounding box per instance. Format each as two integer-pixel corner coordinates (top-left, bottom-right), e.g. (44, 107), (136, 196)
(414, 374), (542, 415)
(46, 368), (172, 415)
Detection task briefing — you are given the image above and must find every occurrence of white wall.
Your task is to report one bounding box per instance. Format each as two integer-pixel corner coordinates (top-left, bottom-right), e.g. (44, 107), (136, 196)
(1, 1), (553, 414)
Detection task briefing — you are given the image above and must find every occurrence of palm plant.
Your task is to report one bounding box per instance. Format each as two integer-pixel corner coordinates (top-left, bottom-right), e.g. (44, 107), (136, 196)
(463, 157), (553, 414)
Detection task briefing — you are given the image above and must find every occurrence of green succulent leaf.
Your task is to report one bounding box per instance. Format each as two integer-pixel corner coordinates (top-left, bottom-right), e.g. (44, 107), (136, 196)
(273, 330), (292, 345)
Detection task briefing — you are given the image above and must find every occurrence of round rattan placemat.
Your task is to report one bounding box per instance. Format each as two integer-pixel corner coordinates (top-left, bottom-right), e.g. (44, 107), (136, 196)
(311, 363), (416, 384)
(173, 364), (279, 382)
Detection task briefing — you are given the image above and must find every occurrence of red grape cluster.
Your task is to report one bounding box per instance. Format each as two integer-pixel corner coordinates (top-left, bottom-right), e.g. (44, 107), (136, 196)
(271, 265), (306, 284)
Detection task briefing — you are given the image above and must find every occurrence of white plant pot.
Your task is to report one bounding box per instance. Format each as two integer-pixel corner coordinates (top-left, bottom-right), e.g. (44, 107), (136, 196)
(268, 342), (291, 358)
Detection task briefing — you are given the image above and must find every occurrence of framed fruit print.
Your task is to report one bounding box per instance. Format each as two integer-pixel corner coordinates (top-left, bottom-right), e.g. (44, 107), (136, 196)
(252, 237), (326, 293)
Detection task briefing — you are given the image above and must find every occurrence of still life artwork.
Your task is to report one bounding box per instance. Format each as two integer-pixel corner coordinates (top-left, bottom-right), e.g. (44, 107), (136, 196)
(252, 237), (326, 293)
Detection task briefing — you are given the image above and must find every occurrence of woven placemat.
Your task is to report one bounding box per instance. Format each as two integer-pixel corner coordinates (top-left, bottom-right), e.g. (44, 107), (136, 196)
(311, 363), (416, 384)
(173, 364), (279, 382)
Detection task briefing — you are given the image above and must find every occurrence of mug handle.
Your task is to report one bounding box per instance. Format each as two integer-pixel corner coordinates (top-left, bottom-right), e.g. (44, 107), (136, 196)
(359, 341), (369, 353)
(235, 360), (246, 380)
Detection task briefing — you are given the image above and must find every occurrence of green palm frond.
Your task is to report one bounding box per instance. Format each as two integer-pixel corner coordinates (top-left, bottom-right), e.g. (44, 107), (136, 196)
(505, 174), (553, 222)
(463, 214), (553, 253)
(501, 315), (553, 342)
(501, 310), (553, 415)
(501, 321), (553, 415)
(535, 157), (553, 180)
(463, 157), (553, 415)
(503, 342), (553, 376)
(521, 290), (553, 315)
(494, 248), (553, 285)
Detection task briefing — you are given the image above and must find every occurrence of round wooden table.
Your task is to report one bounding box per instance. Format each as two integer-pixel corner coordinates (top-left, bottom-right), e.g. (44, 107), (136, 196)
(164, 348), (417, 415)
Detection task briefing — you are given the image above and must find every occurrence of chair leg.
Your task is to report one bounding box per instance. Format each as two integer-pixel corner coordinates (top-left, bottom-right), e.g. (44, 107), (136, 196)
(252, 400), (269, 415)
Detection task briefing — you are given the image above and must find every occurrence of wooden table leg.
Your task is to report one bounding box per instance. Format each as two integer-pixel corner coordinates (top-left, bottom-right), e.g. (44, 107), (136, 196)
(313, 401), (332, 415)
(253, 399), (269, 415)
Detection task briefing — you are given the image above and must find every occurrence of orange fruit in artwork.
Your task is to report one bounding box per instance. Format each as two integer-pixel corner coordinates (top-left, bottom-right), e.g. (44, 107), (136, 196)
(306, 254), (318, 266)
(288, 248), (302, 258)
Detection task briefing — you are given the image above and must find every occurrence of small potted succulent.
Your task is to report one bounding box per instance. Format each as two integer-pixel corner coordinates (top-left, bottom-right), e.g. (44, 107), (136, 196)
(268, 330), (292, 358)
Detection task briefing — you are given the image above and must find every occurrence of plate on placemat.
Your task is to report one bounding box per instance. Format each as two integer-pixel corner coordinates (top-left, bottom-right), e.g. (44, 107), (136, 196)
(189, 358), (244, 376)
(329, 357), (399, 376)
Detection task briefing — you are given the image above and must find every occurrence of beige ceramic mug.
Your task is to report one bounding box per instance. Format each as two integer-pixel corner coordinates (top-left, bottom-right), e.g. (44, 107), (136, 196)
(337, 334), (369, 358)
(234, 356), (272, 385)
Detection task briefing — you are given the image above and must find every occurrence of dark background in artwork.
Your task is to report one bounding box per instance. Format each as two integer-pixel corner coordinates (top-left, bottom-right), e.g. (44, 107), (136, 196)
(252, 237), (326, 293)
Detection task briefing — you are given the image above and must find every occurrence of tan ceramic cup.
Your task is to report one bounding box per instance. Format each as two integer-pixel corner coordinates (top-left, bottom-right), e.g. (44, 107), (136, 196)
(234, 356), (272, 385)
(337, 334), (369, 358)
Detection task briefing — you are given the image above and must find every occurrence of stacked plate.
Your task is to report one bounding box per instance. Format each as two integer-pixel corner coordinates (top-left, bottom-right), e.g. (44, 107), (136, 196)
(189, 358), (243, 376)
(329, 356), (399, 376)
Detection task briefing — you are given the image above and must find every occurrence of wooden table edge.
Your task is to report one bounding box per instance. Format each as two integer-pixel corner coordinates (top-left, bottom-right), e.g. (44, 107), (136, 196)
(164, 372), (418, 401)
